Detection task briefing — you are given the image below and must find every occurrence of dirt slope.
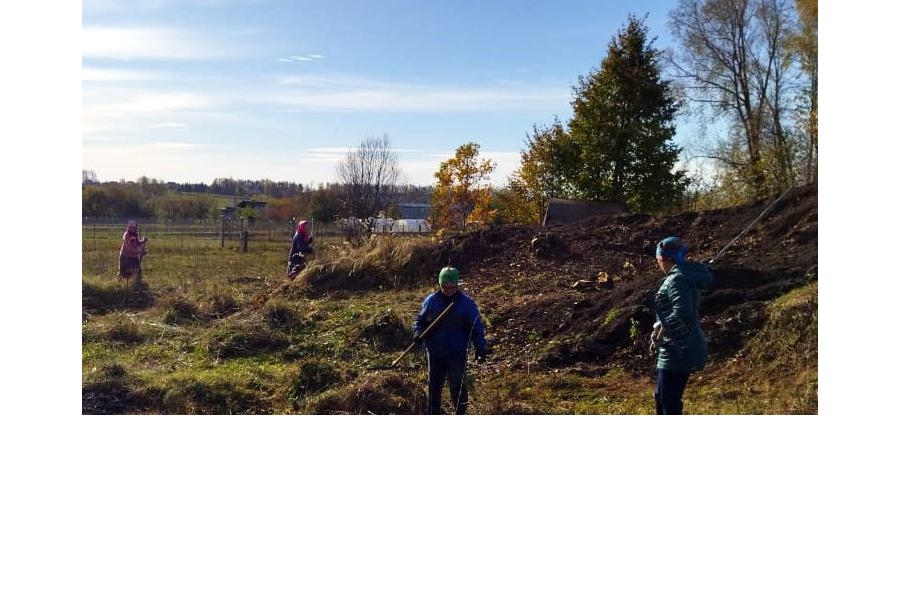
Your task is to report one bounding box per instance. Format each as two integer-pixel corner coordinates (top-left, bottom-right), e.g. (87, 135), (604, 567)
(430, 184), (817, 378)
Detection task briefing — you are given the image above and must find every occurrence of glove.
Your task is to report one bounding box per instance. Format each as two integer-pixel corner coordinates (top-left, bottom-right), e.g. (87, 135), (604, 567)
(649, 322), (663, 353)
(475, 347), (489, 363)
(413, 334), (423, 345)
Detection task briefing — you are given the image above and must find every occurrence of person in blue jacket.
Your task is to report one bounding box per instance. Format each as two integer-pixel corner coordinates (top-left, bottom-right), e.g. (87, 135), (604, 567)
(287, 220), (314, 279)
(413, 266), (488, 415)
(649, 236), (713, 415)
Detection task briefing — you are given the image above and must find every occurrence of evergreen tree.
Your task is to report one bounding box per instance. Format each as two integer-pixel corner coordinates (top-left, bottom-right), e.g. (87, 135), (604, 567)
(568, 15), (687, 212)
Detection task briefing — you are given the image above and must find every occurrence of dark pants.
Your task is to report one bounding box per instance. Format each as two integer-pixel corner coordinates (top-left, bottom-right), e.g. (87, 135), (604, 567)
(426, 352), (468, 415)
(655, 369), (691, 415)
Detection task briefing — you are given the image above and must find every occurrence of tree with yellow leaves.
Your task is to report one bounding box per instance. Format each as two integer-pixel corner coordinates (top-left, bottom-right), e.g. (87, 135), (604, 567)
(431, 142), (496, 231)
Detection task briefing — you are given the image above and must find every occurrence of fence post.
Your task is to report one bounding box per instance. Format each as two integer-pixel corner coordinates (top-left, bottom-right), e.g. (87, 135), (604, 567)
(221, 217), (225, 248)
(241, 230), (249, 253)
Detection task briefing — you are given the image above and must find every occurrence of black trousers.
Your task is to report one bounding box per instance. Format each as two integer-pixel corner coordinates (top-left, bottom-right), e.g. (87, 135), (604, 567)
(655, 369), (691, 415)
(426, 352), (468, 415)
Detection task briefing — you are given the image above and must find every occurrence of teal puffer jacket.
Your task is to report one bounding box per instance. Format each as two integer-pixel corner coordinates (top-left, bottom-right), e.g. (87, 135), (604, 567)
(654, 261), (713, 372)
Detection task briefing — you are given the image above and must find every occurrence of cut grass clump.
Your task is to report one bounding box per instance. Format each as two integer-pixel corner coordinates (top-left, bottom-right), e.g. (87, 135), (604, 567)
(83, 278), (153, 314)
(162, 295), (201, 324)
(263, 300), (306, 332)
(159, 376), (274, 414)
(291, 359), (343, 401)
(83, 315), (149, 345)
(206, 321), (291, 358)
(199, 287), (240, 318)
(82, 362), (151, 414)
(306, 373), (424, 414)
(353, 309), (411, 352)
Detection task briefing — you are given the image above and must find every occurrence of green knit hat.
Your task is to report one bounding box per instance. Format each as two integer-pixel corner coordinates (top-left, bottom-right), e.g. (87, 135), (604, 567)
(438, 266), (460, 284)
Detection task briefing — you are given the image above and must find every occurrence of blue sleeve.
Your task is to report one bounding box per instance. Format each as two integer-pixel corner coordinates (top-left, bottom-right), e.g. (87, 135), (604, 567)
(466, 297), (487, 351)
(413, 295), (434, 337)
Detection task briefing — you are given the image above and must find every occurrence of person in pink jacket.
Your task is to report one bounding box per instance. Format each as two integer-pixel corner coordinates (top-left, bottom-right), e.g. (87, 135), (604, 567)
(118, 220), (147, 281)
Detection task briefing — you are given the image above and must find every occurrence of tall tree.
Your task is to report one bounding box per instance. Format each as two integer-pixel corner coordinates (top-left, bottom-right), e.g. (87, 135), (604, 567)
(790, 0), (817, 183)
(432, 143), (496, 230)
(669, 0), (799, 198)
(506, 120), (579, 223)
(568, 14), (687, 212)
(335, 133), (403, 218)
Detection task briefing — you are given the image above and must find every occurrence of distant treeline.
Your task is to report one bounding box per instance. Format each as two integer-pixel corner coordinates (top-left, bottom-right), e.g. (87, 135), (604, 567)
(82, 176), (433, 221)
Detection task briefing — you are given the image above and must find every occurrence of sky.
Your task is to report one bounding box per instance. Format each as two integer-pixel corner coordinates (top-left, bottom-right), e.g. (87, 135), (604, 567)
(82, 0), (685, 187)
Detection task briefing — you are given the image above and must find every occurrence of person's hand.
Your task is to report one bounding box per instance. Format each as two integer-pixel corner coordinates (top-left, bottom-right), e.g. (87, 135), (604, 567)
(475, 347), (489, 363)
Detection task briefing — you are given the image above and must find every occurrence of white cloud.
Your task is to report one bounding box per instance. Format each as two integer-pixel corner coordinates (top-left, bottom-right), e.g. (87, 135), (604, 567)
(154, 142), (201, 148)
(86, 92), (212, 120)
(83, 27), (236, 60)
(82, 67), (167, 82)
(269, 74), (568, 112)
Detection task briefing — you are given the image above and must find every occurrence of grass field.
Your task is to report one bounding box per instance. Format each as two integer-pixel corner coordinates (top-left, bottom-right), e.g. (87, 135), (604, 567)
(82, 231), (816, 415)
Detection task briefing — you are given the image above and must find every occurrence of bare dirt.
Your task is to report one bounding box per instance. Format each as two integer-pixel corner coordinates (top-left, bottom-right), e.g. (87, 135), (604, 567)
(432, 184), (818, 379)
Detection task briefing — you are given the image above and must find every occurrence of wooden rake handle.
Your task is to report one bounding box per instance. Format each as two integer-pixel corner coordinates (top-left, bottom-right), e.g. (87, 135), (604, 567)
(391, 301), (456, 367)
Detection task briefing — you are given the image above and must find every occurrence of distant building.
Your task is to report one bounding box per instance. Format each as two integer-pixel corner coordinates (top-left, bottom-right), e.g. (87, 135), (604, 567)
(542, 198), (625, 226)
(395, 203), (430, 219)
(219, 197), (268, 219)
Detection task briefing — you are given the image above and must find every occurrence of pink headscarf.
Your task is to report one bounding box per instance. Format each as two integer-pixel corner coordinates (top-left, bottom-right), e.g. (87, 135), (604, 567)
(124, 220), (138, 238)
(296, 220), (311, 241)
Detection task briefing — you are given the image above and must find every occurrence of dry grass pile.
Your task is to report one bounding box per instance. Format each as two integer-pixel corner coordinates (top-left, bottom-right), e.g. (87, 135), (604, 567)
(293, 237), (446, 293)
(83, 315), (151, 345)
(352, 309), (411, 352)
(159, 376), (275, 414)
(82, 363), (152, 414)
(306, 372), (424, 414)
(82, 278), (153, 314)
(205, 319), (291, 358)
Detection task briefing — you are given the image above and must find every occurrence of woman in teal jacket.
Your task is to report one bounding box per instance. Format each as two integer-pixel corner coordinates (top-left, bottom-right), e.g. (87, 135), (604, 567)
(650, 237), (713, 414)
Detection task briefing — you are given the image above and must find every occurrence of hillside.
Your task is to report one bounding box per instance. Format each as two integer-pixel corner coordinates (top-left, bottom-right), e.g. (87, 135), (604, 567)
(82, 184), (817, 414)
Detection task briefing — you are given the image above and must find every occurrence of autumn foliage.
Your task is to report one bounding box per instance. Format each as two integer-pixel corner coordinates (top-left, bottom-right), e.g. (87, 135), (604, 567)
(431, 142), (496, 230)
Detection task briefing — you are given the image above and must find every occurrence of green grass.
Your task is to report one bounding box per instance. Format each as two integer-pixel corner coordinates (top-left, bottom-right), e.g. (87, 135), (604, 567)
(83, 235), (817, 414)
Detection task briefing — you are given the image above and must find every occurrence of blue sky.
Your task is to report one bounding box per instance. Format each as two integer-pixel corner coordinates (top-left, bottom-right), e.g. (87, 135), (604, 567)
(83, 0), (686, 186)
